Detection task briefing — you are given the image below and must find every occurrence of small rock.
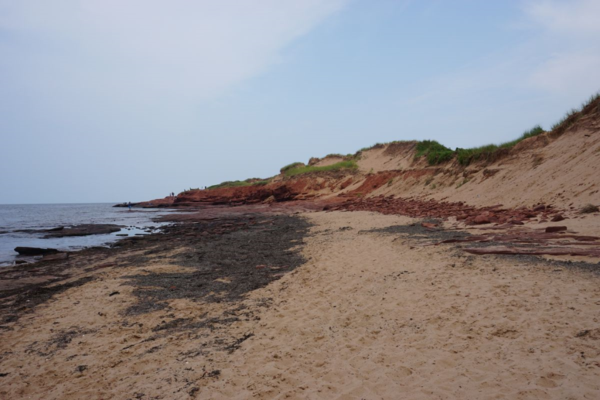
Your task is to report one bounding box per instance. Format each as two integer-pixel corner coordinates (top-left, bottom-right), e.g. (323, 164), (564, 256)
(472, 213), (492, 225)
(545, 226), (567, 233)
(14, 247), (58, 255)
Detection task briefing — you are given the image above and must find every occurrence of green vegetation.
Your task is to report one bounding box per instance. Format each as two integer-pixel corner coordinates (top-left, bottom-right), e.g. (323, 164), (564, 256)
(414, 140), (454, 165)
(498, 125), (545, 149)
(280, 162), (304, 174)
(208, 178), (270, 190)
(183, 93), (598, 194)
(347, 92), (598, 168)
(551, 92), (599, 133)
(355, 143), (385, 155)
(355, 140), (414, 156)
(282, 160), (358, 177)
(455, 125), (546, 166)
(455, 144), (499, 166)
(362, 127), (546, 167)
(551, 109), (578, 131)
(580, 204), (599, 214)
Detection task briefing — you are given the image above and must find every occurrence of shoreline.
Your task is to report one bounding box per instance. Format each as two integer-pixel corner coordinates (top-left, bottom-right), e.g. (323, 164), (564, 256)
(0, 204), (179, 267)
(0, 205), (599, 399)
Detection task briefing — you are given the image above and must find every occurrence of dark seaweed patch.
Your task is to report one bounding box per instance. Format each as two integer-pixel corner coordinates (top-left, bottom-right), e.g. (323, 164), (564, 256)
(0, 277), (94, 325)
(122, 215), (310, 316)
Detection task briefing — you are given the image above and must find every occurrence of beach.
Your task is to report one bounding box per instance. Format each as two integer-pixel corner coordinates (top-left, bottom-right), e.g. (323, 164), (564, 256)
(3, 3), (600, 399)
(1, 207), (598, 399)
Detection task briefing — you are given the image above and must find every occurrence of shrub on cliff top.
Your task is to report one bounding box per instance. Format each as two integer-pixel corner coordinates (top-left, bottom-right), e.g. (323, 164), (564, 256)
(280, 162), (304, 174)
(414, 140), (454, 165)
(283, 160), (358, 177)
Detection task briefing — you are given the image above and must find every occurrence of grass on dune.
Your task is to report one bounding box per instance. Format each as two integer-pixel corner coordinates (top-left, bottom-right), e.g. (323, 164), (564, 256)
(280, 162), (304, 174)
(551, 92), (599, 134)
(282, 160), (358, 177)
(455, 125), (545, 166)
(408, 125), (546, 167)
(208, 178), (270, 190)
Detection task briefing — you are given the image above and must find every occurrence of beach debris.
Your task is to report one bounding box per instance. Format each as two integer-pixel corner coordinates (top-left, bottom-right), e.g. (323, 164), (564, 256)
(545, 226), (568, 233)
(225, 333), (254, 353)
(108, 291), (120, 297)
(575, 328), (600, 339)
(201, 369), (221, 378)
(75, 365), (87, 374)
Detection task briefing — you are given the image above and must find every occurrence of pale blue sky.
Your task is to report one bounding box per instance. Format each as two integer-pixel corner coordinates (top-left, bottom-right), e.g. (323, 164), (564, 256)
(1, 0), (599, 204)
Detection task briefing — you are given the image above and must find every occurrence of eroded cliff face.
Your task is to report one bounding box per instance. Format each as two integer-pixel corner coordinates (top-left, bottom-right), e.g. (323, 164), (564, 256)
(143, 96), (600, 213)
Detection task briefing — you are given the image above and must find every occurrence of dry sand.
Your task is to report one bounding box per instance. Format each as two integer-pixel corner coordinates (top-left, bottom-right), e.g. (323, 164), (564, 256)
(1, 211), (599, 399)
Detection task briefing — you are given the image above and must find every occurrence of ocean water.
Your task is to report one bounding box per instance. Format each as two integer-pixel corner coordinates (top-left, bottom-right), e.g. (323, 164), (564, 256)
(0, 203), (176, 266)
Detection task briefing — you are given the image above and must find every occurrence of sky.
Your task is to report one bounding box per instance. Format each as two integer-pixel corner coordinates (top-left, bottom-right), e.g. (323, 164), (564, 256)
(1, 0), (600, 204)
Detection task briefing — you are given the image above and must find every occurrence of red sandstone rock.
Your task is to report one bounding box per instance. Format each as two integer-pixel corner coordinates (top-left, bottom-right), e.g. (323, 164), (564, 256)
(551, 214), (566, 222)
(471, 213), (492, 225)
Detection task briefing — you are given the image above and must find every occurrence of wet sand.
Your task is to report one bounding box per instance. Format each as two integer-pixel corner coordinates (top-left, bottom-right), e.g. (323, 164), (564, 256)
(0, 209), (599, 399)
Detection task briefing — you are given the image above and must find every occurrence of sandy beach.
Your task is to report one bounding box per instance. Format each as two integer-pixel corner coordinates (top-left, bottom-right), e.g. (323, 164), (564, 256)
(1, 209), (599, 399)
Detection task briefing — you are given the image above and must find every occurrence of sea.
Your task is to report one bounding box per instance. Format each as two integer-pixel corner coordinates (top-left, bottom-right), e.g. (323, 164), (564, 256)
(0, 203), (177, 266)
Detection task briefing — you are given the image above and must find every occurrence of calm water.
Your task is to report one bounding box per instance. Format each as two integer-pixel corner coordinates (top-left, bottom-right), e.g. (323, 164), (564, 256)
(0, 203), (176, 266)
